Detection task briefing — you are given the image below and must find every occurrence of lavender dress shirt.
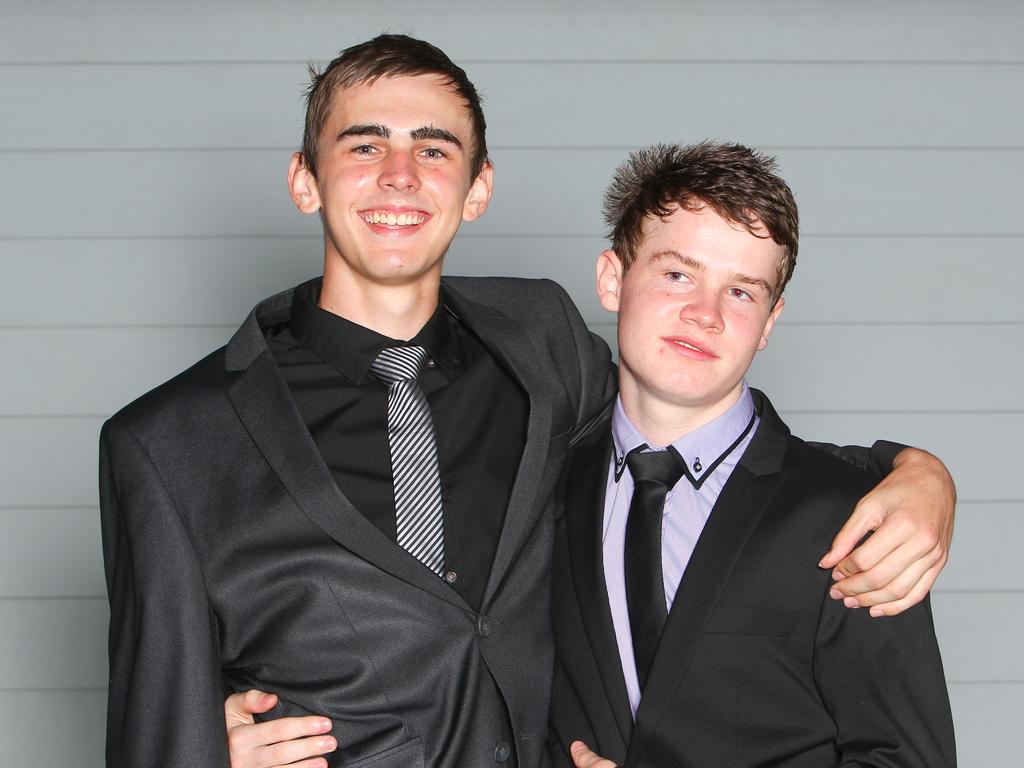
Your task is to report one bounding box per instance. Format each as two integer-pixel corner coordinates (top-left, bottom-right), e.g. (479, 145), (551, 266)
(602, 383), (758, 716)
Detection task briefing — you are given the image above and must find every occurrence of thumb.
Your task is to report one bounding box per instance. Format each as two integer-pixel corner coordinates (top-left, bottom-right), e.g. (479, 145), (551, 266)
(570, 740), (614, 768)
(225, 689), (277, 726)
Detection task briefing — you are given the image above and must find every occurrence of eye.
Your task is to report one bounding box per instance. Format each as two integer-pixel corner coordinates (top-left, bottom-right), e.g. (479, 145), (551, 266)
(728, 287), (753, 301)
(665, 271), (692, 284)
(420, 147), (449, 160)
(351, 144), (377, 156)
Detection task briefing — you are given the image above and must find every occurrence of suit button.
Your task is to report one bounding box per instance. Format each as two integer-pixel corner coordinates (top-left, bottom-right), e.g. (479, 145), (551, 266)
(476, 615), (491, 637)
(494, 741), (511, 763)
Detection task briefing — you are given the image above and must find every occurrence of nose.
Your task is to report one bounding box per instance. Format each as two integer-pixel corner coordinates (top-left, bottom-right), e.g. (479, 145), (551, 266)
(680, 290), (723, 331)
(377, 151), (420, 192)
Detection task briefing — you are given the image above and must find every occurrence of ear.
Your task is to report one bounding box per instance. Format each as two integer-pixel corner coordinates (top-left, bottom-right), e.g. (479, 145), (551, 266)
(596, 249), (624, 313)
(462, 161), (494, 222)
(287, 152), (322, 214)
(757, 296), (785, 351)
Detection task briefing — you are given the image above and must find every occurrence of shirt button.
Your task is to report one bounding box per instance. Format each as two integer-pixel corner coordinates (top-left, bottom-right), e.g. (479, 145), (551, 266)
(494, 741), (511, 763)
(476, 615), (491, 638)
(444, 570), (458, 584)
(426, 358), (436, 368)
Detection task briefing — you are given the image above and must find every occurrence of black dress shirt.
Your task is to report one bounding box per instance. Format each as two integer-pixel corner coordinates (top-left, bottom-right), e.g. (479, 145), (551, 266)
(266, 279), (528, 610)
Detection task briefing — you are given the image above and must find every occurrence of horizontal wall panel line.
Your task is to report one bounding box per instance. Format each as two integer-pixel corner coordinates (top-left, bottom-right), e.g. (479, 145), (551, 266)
(5, 59), (1024, 67)
(5, 232), (1024, 240)
(0, 686), (105, 693)
(1, 233), (1022, 241)
(0, 596), (105, 602)
(0, 499), (1011, 513)
(594, 320), (1024, 328)
(933, 589), (1024, 595)
(3, 233), (1024, 242)
(0, 323), (238, 330)
(6, 409), (1024, 421)
(5, 145), (1024, 154)
(0, 60), (313, 67)
(956, 499), (1024, 504)
(755, 409), (1024, 416)
(6, 321), (1024, 331)
(0, 504), (100, 510)
(0, 234), (321, 242)
(0, 415), (110, 420)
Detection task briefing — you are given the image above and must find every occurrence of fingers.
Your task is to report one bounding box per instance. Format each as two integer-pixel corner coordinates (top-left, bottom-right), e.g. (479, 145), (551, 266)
(226, 689), (278, 726)
(826, 506), (947, 616)
(229, 713), (332, 752)
(570, 740), (618, 768)
(832, 541), (936, 605)
(867, 560), (945, 617)
(245, 731), (336, 768)
(818, 496), (883, 570)
(830, 511), (936, 584)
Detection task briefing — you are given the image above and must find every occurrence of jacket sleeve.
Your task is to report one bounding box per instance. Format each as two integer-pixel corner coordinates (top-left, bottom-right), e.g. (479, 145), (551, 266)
(100, 420), (229, 767)
(813, 578), (957, 765)
(806, 439), (905, 480)
(544, 280), (616, 440)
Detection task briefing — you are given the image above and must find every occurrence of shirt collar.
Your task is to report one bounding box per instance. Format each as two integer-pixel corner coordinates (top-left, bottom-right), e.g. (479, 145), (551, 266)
(290, 278), (461, 384)
(612, 382), (756, 487)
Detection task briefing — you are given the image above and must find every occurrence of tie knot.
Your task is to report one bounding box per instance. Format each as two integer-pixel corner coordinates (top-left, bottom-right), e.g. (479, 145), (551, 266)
(371, 345), (429, 385)
(626, 447), (686, 489)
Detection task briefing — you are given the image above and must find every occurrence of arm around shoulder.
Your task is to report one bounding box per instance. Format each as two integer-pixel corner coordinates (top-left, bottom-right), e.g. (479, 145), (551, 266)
(100, 420), (229, 767)
(810, 440), (955, 616)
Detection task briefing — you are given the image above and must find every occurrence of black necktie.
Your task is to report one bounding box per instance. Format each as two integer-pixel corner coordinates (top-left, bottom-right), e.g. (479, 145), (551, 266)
(371, 346), (445, 576)
(624, 446), (685, 692)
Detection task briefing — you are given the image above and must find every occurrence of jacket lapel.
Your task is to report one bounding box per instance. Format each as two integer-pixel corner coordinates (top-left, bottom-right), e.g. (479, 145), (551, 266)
(626, 390), (790, 765)
(565, 424), (635, 747)
(223, 286), (469, 610)
(440, 284), (555, 609)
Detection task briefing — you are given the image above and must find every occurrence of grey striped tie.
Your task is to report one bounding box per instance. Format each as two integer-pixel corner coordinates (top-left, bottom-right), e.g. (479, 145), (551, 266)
(371, 345), (445, 576)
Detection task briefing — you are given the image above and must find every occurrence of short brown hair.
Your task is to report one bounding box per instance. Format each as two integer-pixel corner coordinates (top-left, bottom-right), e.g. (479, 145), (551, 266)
(603, 141), (799, 301)
(301, 34), (489, 180)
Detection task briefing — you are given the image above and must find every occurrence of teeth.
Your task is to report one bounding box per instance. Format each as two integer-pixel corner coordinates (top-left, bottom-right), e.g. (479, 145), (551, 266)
(675, 340), (702, 352)
(364, 211), (424, 226)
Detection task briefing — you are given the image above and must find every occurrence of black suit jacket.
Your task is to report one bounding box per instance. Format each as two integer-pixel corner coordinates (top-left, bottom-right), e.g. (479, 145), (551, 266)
(549, 390), (956, 767)
(99, 277), (615, 768)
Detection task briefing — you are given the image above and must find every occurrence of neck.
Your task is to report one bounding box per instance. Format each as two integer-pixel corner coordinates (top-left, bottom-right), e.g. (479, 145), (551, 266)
(618, 379), (744, 448)
(319, 260), (442, 341)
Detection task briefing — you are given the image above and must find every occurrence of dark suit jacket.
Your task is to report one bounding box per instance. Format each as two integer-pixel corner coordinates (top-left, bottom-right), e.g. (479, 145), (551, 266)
(549, 390), (956, 767)
(99, 277), (615, 768)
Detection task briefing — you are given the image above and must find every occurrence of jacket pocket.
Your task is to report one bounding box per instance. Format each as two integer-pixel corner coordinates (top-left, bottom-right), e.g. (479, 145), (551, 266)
(338, 737), (424, 768)
(704, 605), (799, 638)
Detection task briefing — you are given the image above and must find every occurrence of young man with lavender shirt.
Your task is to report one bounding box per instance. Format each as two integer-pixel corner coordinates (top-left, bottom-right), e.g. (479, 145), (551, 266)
(554, 142), (956, 767)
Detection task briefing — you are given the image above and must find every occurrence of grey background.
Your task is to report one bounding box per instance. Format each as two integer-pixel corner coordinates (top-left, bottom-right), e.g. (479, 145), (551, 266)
(2, 1), (1021, 764)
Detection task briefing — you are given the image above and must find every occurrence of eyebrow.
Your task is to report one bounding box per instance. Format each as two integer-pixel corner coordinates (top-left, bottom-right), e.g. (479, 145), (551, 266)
(650, 250), (704, 271)
(649, 249), (775, 295)
(336, 123), (390, 141)
(410, 125), (463, 149)
(733, 273), (775, 296)
(335, 123), (463, 150)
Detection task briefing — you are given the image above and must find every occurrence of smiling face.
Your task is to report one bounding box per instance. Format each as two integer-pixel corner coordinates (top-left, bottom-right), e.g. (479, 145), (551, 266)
(598, 204), (786, 438)
(288, 73), (492, 292)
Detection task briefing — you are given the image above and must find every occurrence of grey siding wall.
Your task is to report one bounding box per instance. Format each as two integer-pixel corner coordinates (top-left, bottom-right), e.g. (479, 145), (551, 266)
(2, 1), (1020, 764)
